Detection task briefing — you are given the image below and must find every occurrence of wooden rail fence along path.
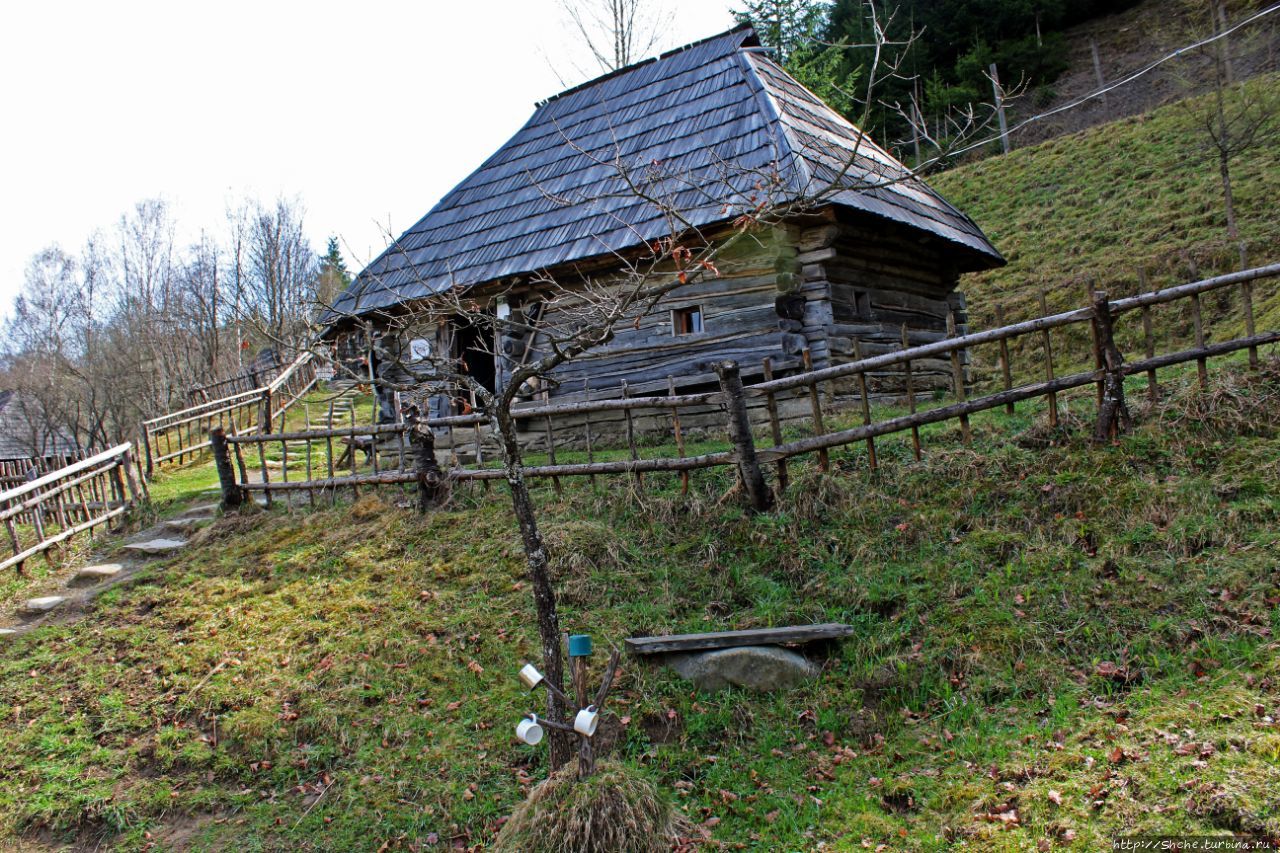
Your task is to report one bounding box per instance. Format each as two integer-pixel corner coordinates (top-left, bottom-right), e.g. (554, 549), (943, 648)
(186, 353), (284, 404)
(0, 443), (144, 574)
(216, 264), (1280, 512)
(141, 350), (320, 478)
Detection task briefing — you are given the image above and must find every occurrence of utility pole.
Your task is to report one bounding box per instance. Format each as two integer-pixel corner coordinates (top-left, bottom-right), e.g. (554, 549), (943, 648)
(990, 63), (1011, 154)
(1090, 40), (1109, 115)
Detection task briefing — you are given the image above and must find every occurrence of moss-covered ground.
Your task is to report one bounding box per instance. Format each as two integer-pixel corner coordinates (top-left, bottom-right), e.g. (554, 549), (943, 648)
(0, 358), (1277, 851)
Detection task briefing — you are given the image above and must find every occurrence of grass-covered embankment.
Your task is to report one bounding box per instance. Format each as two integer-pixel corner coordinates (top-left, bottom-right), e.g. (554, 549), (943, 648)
(934, 72), (1280, 336)
(0, 359), (1277, 850)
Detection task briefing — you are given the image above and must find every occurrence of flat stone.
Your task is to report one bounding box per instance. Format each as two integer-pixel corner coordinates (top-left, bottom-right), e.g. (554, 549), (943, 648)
(162, 517), (208, 534)
(124, 538), (187, 555)
(20, 596), (67, 616)
(665, 645), (819, 693)
(71, 563), (125, 586)
(0, 628), (19, 639)
(180, 503), (220, 517)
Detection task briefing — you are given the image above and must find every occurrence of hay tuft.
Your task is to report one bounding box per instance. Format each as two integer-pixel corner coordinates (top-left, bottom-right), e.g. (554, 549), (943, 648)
(350, 493), (389, 520)
(492, 762), (687, 853)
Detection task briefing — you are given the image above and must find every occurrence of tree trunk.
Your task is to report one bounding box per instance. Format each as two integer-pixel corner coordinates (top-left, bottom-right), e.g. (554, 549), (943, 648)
(1211, 0), (1240, 244)
(407, 406), (448, 511)
(1219, 148), (1240, 243)
(494, 408), (572, 771)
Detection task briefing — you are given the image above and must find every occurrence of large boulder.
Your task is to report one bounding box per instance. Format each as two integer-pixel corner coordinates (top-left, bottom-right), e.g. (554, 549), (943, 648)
(665, 645), (818, 692)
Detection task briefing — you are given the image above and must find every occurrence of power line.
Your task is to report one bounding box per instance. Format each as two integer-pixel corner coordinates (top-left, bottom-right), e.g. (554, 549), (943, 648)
(948, 0), (1280, 160)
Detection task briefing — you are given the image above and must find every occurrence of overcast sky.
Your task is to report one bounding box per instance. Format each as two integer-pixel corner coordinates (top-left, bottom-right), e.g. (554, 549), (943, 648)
(0, 0), (737, 314)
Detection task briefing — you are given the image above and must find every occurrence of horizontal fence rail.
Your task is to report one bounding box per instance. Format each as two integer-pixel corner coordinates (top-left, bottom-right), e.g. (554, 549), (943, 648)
(216, 264), (1280, 509)
(0, 443), (144, 574)
(187, 354), (284, 404)
(141, 350), (319, 478)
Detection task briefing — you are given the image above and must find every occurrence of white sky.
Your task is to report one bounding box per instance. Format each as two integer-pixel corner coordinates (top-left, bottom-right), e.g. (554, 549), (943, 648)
(0, 0), (738, 314)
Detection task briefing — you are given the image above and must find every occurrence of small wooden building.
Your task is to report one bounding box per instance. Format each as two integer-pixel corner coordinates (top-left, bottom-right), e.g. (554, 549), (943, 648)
(328, 25), (1003, 428)
(0, 391), (83, 487)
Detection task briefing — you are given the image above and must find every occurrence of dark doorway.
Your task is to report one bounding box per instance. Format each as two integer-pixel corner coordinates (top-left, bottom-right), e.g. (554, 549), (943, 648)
(451, 314), (496, 396)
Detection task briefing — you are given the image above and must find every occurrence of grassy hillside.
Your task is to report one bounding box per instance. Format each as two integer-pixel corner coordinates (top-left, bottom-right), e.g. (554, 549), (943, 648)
(934, 72), (1280, 337)
(0, 360), (1278, 850)
(3, 81), (1280, 852)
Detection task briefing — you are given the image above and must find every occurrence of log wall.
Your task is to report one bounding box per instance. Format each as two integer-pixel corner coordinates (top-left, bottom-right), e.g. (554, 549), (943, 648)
(354, 210), (974, 436)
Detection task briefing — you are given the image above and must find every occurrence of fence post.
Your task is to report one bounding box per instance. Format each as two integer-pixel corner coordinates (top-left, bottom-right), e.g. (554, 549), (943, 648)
(120, 448), (142, 506)
(141, 425), (154, 479)
(715, 360), (773, 513)
(407, 405), (448, 512)
(210, 427), (244, 509)
(1091, 291), (1132, 442)
(258, 388), (274, 435)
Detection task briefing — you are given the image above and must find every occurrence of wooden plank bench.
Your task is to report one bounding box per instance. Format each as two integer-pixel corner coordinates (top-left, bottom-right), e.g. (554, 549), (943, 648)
(334, 435), (376, 469)
(625, 623), (853, 655)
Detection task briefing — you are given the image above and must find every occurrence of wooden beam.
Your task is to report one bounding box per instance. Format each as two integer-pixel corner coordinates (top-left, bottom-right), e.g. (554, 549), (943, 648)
(625, 623), (853, 655)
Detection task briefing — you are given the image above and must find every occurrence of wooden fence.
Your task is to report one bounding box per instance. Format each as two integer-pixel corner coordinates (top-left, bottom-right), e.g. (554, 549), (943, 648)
(0, 453), (97, 492)
(0, 443), (145, 574)
(217, 264), (1280, 509)
(186, 353), (284, 404)
(141, 350), (320, 477)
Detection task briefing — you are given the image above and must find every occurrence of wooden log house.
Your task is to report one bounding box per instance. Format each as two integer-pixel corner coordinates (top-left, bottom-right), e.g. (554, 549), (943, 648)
(0, 390), (84, 487)
(326, 25), (1004, 439)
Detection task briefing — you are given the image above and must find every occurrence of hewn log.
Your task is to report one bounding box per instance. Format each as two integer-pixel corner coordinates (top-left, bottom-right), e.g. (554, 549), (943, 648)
(626, 623), (853, 655)
(761, 358), (788, 493)
(715, 361), (773, 513)
(1038, 291), (1059, 428)
(1091, 291), (1131, 442)
(210, 428), (243, 509)
(801, 349), (829, 471)
(406, 406), (448, 511)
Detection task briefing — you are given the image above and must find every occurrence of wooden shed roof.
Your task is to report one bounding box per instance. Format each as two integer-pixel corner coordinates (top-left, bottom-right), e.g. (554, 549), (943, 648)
(334, 25), (1003, 318)
(0, 391), (80, 462)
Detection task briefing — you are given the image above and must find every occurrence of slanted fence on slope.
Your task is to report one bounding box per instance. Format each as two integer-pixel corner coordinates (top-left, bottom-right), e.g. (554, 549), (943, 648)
(140, 350), (320, 477)
(217, 264), (1280, 508)
(185, 352), (284, 405)
(0, 443), (145, 574)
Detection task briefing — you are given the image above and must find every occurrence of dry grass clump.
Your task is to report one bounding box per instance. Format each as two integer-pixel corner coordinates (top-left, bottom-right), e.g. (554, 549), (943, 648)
(492, 762), (687, 853)
(188, 504), (267, 546)
(350, 493), (390, 520)
(1159, 357), (1280, 438)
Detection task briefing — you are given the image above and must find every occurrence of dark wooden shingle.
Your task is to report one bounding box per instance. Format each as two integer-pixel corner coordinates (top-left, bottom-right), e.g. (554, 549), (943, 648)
(334, 25), (1002, 319)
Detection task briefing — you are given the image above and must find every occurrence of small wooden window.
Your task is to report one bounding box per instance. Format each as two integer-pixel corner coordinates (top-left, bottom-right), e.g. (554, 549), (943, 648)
(672, 305), (704, 336)
(854, 290), (872, 318)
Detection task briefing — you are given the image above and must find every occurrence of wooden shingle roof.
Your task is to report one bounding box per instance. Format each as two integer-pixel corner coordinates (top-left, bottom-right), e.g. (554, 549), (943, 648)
(335, 25), (1003, 318)
(0, 391), (80, 462)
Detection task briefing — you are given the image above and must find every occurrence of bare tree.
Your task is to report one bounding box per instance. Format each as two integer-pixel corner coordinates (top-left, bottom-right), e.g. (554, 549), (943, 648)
(1, 192), (323, 458)
(1178, 0), (1280, 266)
(556, 0), (674, 76)
(241, 197), (319, 351)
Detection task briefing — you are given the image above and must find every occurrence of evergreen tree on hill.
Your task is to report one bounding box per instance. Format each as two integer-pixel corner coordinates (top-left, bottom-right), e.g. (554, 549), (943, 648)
(316, 236), (352, 309)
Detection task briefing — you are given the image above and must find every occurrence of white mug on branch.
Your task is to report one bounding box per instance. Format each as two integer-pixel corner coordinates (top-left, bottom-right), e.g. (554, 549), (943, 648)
(516, 714), (544, 746)
(573, 705), (600, 737)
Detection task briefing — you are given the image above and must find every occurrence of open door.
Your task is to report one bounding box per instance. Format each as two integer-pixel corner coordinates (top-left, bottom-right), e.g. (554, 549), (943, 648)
(450, 314), (496, 404)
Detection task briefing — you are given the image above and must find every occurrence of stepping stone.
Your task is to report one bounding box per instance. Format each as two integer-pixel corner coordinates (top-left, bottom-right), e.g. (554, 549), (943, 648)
(20, 596), (67, 616)
(180, 503), (220, 517)
(0, 628), (19, 640)
(71, 563), (125, 586)
(124, 538), (187, 555)
(162, 518), (203, 534)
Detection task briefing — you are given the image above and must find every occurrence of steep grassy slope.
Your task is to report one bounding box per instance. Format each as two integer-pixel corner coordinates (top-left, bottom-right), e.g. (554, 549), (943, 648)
(0, 361), (1278, 851)
(934, 73), (1280, 337)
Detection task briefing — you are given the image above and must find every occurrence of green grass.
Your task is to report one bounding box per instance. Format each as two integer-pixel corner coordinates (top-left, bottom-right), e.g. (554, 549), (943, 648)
(1, 359), (1278, 850)
(5, 86), (1280, 850)
(934, 72), (1280, 343)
